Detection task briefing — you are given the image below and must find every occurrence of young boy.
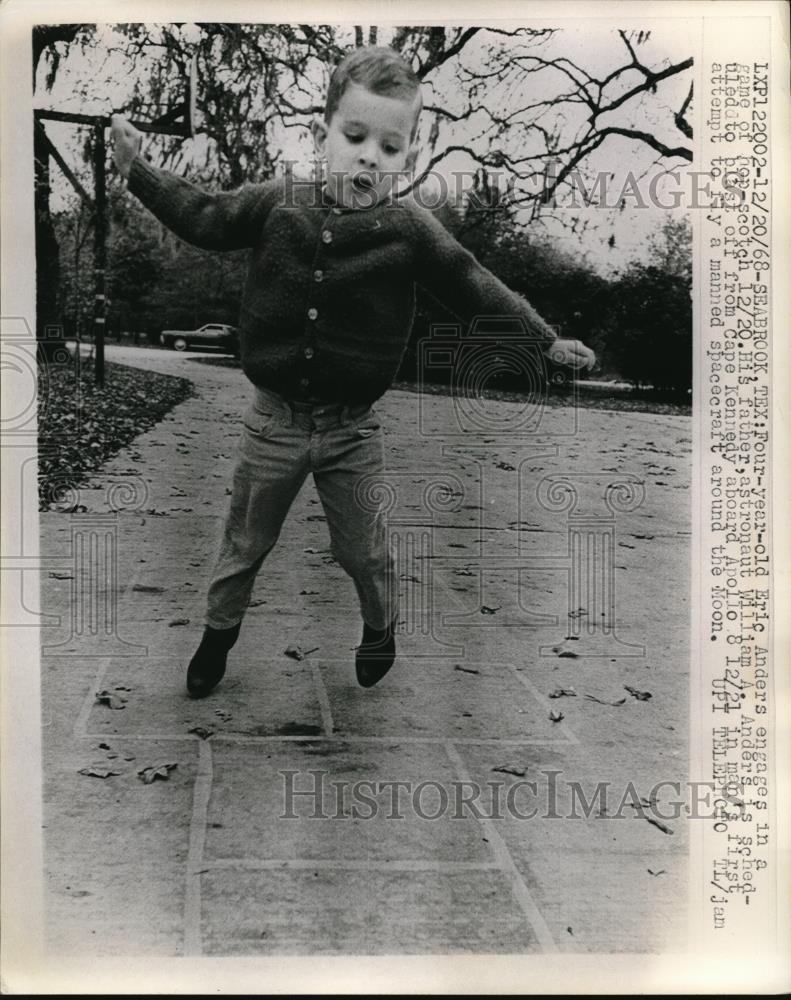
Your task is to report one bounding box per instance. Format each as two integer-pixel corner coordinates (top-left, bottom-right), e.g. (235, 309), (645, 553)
(111, 45), (595, 698)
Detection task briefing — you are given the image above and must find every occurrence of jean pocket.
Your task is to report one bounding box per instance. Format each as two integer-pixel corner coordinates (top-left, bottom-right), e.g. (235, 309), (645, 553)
(242, 405), (277, 437)
(353, 406), (381, 439)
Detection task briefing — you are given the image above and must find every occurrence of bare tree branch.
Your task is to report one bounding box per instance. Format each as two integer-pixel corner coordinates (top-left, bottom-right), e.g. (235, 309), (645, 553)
(675, 82), (694, 138)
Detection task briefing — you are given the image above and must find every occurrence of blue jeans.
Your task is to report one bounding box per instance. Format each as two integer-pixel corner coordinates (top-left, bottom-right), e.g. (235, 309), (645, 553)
(205, 388), (397, 632)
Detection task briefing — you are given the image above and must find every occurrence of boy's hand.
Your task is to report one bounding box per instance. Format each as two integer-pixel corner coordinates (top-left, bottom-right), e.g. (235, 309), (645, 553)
(546, 338), (596, 372)
(111, 114), (142, 178)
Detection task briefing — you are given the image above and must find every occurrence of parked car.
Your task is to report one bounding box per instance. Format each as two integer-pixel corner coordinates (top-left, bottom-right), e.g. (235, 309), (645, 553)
(160, 323), (239, 356)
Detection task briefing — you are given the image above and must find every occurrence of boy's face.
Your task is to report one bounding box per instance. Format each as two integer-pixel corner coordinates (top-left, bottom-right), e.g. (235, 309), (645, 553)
(313, 82), (419, 209)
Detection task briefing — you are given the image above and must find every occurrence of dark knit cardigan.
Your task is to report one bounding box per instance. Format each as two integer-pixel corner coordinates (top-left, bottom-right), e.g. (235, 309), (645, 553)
(128, 157), (558, 404)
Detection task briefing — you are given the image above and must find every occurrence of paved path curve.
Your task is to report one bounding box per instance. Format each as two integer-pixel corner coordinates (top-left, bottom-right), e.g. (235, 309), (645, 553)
(40, 345), (691, 956)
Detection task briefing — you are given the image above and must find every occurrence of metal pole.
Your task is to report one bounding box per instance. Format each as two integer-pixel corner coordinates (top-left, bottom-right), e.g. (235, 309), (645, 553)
(92, 125), (106, 386)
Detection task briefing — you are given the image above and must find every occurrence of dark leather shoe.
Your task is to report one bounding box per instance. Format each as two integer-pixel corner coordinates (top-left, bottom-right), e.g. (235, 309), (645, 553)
(355, 620), (397, 688)
(186, 622), (241, 699)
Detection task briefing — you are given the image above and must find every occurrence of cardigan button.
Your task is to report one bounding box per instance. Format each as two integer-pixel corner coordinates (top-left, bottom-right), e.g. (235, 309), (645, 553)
(307, 308), (318, 321)
(304, 346), (315, 359)
(300, 378), (310, 388)
(313, 269), (324, 282)
(321, 230), (333, 244)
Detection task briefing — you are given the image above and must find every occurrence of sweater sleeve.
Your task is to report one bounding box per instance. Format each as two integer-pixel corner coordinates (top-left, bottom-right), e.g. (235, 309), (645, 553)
(127, 157), (282, 251)
(407, 202), (558, 346)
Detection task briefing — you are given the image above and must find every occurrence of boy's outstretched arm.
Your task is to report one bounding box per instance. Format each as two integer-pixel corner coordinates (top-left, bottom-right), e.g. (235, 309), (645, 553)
(111, 115), (280, 251)
(408, 201), (596, 372)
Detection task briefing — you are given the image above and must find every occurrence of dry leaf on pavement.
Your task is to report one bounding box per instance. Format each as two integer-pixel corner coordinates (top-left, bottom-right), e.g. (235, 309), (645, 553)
(284, 644), (319, 660)
(137, 762), (178, 784)
(79, 764), (122, 779)
(95, 690), (127, 710)
(645, 816), (673, 835)
(584, 694), (627, 706)
(188, 726), (214, 740)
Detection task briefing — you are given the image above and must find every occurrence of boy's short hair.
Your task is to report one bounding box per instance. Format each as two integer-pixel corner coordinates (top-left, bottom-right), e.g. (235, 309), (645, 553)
(325, 45), (423, 138)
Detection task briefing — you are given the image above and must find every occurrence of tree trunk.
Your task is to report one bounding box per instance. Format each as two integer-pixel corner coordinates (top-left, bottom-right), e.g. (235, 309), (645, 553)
(34, 123), (64, 363)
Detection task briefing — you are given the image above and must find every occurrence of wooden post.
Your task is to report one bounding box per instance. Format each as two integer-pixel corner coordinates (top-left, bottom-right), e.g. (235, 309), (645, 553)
(92, 125), (106, 386)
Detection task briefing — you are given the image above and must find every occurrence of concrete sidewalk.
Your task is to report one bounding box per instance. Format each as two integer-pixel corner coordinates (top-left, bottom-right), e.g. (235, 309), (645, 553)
(40, 346), (691, 956)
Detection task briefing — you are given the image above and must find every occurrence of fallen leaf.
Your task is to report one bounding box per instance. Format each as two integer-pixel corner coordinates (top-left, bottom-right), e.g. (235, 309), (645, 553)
(188, 726), (214, 740)
(169, 618), (190, 627)
(284, 644), (320, 661)
(645, 816), (673, 835)
(492, 765), (527, 777)
(648, 868), (667, 876)
(49, 571), (74, 580)
(549, 687), (577, 698)
(137, 762), (178, 784)
(495, 461), (516, 471)
(625, 685), (652, 701)
(132, 584), (165, 594)
(557, 650), (579, 659)
(95, 690), (127, 710)
(549, 709), (564, 723)
(454, 664), (480, 675)
(584, 694), (627, 706)
(480, 605), (500, 615)
(626, 796), (658, 811)
(79, 764), (121, 778)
